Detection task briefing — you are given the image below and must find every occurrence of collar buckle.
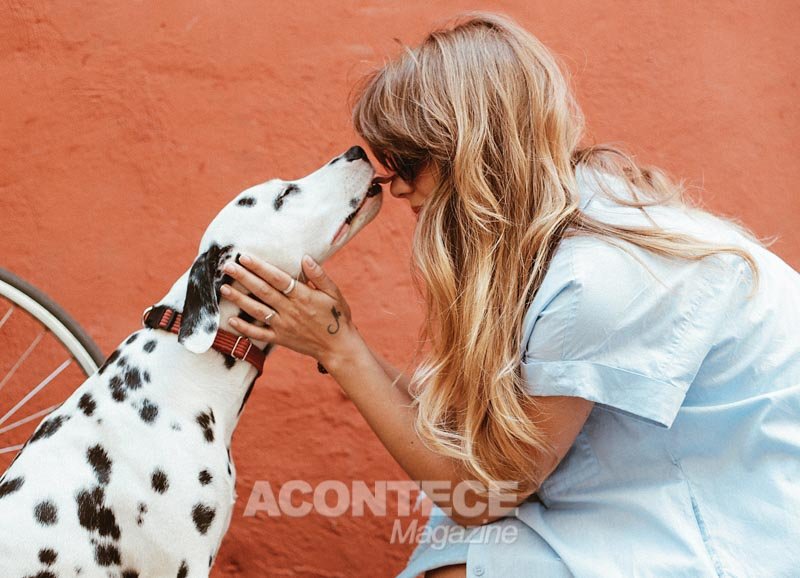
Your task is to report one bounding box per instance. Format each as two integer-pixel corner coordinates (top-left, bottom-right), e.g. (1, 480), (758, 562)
(141, 306), (154, 327)
(230, 335), (253, 361)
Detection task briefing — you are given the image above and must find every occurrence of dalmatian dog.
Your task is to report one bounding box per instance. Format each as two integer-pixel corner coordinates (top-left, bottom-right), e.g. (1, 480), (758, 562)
(0, 145), (383, 578)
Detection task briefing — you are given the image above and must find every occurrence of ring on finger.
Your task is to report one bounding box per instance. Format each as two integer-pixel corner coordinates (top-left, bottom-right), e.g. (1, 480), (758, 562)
(264, 310), (276, 325)
(281, 277), (297, 295)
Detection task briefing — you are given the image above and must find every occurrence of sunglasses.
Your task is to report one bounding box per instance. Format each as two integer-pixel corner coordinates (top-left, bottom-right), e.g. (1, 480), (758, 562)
(384, 153), (426, 183)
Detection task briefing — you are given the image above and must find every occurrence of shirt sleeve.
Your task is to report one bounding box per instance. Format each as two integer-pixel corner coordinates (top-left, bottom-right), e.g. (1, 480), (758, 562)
(520, 237), (733, 428)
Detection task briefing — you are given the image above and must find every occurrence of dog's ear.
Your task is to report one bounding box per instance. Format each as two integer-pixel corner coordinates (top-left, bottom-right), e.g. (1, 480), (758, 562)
(179, 243), (235, 354)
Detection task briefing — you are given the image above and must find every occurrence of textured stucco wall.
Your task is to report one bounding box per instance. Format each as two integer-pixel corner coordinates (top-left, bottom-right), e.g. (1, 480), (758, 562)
(1, 1), (797, 576)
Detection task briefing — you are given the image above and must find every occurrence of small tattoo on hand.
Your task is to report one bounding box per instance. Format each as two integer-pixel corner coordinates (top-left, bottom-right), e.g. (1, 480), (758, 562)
(327, 306), (341, 334)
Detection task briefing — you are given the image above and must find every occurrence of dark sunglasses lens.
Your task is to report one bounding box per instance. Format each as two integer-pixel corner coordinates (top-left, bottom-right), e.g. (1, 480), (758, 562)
(393, 156), (421, 182)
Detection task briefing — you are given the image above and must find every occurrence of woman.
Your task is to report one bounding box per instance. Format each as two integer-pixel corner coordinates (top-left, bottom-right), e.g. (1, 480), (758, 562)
(219, 11), (800, 577)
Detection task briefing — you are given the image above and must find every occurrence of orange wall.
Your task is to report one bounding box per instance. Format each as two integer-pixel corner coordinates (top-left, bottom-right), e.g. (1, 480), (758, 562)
(1, 2), (797, 576)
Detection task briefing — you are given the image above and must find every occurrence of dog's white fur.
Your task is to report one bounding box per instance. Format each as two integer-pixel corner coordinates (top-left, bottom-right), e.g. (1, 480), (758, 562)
(0, 147), (381, 578)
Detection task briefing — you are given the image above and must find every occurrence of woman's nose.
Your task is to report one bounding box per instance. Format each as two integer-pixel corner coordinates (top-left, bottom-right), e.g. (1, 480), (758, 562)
(372, 171), (412, 199)
(389, 176), (413, 198)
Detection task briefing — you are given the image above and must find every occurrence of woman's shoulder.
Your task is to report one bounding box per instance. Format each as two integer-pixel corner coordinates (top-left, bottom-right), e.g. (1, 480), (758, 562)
(528, 233), (673, 328)
(520, 232), (746, 428)
(534, 164), (757, 329)
(522, 228), (746, 367)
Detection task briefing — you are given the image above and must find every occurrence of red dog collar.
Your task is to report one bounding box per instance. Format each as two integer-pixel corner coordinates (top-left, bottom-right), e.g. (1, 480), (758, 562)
(142, 305), (266, 377)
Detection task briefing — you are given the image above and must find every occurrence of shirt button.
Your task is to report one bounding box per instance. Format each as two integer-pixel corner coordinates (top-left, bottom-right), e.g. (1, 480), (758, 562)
(473, 565), (485, 576)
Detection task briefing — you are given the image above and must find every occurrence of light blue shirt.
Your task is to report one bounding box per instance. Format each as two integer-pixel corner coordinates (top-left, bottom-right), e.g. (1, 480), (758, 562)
(397, 165), (800, 577)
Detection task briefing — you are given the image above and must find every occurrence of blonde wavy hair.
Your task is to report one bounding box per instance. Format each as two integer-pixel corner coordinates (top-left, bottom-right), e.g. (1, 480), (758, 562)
(350, 11), (761, 493)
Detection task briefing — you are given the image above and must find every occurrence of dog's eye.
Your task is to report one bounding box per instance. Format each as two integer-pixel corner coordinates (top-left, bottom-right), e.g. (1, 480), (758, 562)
(273, 184), (300, 211)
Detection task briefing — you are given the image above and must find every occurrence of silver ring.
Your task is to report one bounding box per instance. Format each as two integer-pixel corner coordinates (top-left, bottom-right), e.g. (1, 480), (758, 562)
(281, 277), (297, 295)
(264, 311), (275, 324)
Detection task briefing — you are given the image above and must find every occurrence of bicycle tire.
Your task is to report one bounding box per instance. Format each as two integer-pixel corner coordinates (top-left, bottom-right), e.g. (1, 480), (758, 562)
(0, 267), (104, 376)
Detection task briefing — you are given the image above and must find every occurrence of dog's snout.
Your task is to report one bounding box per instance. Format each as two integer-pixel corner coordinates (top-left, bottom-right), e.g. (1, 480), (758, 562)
(343, 145), (368, 162)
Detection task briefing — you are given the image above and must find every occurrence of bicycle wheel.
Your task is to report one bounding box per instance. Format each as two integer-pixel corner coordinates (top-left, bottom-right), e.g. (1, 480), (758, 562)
(0, 267), (105, 466)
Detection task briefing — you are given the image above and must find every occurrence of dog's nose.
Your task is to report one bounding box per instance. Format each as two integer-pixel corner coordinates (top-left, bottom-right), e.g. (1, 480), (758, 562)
(343, 145), (368, 162)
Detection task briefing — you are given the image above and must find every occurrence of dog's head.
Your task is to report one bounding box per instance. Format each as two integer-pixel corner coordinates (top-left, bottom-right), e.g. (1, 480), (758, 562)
(178, 145), (383, 353)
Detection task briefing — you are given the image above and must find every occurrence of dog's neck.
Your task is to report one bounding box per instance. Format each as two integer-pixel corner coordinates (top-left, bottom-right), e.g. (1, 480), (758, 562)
(144, 268), (271, 443)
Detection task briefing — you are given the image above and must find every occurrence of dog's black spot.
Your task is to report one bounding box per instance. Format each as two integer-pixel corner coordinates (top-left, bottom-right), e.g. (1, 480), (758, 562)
(192, 503), (216, 535)
(273, 183), (300, 211)
(204, 320), (218, 333)
(226, 448), (232, 476)
(94, 542), (121, 566)
(237, 307), (257, 324)
(136, 502), (148, 526)
(235, 307), (257, 326)
(177, 560), (189, 578)
(125, 333), (138, 345)
(78, 392), (97, 417)
(87, 444), (112, 485)
(122, 570), (139, 578)
(0, 476), (24, 499)
(151, 469), (169, 494)
(109, 375), (127, 402)
(124, 366), (143, 390)
(196, 410), (215, 443)
(116, 355), (128, 368)
(39, 548), (58, 565)
(209, 555), (213, 568)
(171, 422), (182, 431)
(35, 500), (58, 525)
(143, 370), (151, 383)
(349, 197), (360, 209)
(30, 414), (69, 443)
(98, 349), (120, 376)
(238, 379), (256, 415)
(139, 399), (158, 424)
(199, 469), (213, 485)
(223, 355), (236, 369)
(236, 196), (257, 207)
(76, 486), (121, 540)
(23, 571), (57, 578)
(143, 340), (157, 353)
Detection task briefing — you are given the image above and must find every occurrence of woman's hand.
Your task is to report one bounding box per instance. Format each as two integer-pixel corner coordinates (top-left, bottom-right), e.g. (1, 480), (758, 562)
(219, 254), (358, 365)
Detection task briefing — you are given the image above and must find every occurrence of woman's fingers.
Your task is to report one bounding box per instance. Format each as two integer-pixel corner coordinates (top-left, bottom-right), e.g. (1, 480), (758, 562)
(238, 254), (299, 295)
(228, 315), (276, 343)
(220, 284), (279, 342)
(218, 253), (356, 362)
(220, 284), (277, 324)
(301, 255), (339, 300)
(223, 260), (288, 307)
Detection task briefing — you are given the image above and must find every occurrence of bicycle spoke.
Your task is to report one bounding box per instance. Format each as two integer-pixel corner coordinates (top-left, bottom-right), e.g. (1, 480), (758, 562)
(0, 305), (14, 331)
(0, 273), (103, 464)
(0, 358), (71, 427)
(0, 403), (60, 436)
(0, 330), (45, 395)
